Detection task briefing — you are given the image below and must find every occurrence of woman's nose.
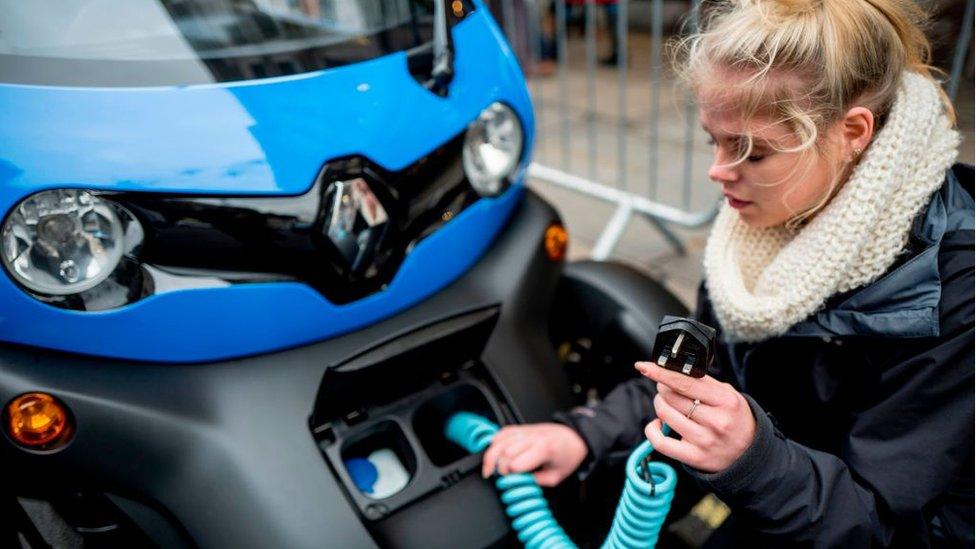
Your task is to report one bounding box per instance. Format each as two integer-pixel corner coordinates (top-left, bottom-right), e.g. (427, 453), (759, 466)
(708, 156), (739, 185)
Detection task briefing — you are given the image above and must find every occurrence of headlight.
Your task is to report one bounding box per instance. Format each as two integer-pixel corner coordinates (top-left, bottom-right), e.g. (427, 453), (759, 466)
(1, 190), (125, 295)
(462, 102), (524, 197)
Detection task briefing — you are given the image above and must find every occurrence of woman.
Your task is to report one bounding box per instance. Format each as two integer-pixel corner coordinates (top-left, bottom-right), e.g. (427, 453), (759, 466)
(482, 0), (974, 546)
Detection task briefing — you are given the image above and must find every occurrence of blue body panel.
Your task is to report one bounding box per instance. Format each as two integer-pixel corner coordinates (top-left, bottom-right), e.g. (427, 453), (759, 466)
(0, 9), (535, 362)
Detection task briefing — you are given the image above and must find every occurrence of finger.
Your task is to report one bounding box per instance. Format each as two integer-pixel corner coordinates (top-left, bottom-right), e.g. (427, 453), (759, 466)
(497, 455), (511, 476)
(496, 456), (509, 476)
(636, 362), (725, 404)
(657, 384), (719, 429)
(482, 426), (527, 477)
(507, 445), (549, 475)
(491, 426), (522, 444)
(482, 444), (497, 478)
(533, 469), (563, 487)
(657, 382), (691, 406)
(482, 438), (508, 478)
(644, 419), (704, 468)
(653, 392), (711, 445)
(501, 437), (535, 460)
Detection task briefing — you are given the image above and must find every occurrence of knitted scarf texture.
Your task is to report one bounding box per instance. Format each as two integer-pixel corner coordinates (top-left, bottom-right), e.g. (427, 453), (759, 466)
(703, 72), (960, 343)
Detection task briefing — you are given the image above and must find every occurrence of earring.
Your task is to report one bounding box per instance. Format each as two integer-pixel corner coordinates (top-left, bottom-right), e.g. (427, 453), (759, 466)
(850, 147), (863, 162)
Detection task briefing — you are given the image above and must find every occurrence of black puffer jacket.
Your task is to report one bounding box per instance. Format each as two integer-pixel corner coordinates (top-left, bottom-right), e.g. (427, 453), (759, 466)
(557, 165), (975, 547)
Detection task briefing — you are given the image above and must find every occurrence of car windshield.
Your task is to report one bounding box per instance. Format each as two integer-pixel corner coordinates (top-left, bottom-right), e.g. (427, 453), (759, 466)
(0, 0), (468, 86)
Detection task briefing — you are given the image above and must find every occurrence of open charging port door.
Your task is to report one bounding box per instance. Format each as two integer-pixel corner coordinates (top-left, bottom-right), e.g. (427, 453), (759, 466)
(309, 307), (515, 547)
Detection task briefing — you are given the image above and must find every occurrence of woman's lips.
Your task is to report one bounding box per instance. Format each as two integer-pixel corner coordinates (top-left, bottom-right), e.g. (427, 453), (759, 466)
(726, 196), (752, 209)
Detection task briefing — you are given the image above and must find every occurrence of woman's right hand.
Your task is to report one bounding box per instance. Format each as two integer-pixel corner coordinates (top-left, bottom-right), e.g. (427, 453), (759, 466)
(480, 423), (588, 486)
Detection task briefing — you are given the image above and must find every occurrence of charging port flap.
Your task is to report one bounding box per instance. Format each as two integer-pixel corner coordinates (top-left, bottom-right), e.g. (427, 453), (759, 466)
(310, 306), (500, 429)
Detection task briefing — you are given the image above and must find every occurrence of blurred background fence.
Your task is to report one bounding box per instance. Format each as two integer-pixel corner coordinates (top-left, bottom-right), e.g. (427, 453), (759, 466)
(488, 0), (974, 303)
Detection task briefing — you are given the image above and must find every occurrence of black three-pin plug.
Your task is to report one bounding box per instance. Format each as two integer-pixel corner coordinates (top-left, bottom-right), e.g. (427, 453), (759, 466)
(650, 316), (716, 379)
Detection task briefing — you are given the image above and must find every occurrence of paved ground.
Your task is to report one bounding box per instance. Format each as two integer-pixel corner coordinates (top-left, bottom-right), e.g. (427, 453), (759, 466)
(522, 30), (975, 308)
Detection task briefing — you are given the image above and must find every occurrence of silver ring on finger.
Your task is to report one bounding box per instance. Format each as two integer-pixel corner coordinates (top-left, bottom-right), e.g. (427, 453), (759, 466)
(686, 398), (701, 421)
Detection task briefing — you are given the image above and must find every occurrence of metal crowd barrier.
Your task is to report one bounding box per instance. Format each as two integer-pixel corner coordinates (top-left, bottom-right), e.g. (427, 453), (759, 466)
(490, 0), (974, 260)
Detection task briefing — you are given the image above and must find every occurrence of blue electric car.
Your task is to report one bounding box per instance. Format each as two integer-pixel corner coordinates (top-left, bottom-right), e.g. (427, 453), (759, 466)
(0, 1), (685, 547)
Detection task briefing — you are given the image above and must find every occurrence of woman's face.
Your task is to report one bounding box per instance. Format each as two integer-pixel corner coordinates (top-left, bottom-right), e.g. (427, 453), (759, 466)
(700, 103), (843, 228)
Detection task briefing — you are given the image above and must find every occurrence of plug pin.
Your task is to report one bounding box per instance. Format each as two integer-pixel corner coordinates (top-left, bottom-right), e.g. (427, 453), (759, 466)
(670, 333), (685, 358)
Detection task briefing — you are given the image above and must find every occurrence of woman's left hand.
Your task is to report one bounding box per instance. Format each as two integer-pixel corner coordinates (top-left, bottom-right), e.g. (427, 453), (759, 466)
(636, 361), (756, 473)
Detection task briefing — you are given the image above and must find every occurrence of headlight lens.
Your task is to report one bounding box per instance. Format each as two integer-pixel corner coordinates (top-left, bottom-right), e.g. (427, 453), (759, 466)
(462, 102), (524, 197)
(1, 190), (125, 295)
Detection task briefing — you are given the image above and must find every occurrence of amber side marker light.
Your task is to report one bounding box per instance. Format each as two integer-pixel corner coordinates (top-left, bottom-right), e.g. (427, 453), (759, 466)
(451, 0), (465, 16)
(544, 224), (569, 262)
(4, 392), (74, 451)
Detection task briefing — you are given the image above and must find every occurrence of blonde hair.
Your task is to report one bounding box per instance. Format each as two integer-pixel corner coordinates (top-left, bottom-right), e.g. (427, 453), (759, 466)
(675, 0), (954, 228)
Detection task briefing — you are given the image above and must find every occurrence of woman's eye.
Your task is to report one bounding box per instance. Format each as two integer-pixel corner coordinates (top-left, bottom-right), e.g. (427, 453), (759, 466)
(746, 154), (766, 163)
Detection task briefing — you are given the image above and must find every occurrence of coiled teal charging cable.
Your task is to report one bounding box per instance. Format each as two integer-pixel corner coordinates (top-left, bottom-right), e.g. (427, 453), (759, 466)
(446, 411), (676, 549)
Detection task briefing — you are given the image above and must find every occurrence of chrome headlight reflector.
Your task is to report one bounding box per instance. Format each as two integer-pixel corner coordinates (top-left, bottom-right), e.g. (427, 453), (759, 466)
(462, 102), (524, 197)
(2, 190), (125, 295)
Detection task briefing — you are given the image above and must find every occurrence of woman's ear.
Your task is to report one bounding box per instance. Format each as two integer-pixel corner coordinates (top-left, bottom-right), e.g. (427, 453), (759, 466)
(841, 106), (875, 158)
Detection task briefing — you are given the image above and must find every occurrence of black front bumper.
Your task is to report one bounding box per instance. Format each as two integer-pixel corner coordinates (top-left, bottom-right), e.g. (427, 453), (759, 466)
(1, 187), (691, 549)
(1, 190), (577, 549)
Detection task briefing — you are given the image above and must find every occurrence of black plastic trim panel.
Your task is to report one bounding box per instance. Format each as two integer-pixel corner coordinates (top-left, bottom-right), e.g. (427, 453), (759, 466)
(114, 132), (477, 304)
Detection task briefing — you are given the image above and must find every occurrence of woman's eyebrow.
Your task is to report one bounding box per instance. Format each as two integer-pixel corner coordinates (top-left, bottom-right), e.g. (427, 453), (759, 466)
(747, 137), (774, 149)
(701, 123), (762, 139)
(733, 134), (775, 150)
(701, 124), (776, 150)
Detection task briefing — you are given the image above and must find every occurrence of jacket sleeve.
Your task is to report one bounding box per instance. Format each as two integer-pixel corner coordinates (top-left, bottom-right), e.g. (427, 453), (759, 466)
(552, 376), (656, 476)
(688, 237), (975, 547)
(553, 284), (719, 475)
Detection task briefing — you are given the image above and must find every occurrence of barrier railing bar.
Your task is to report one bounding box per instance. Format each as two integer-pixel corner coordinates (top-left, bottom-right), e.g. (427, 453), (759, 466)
(649, 0), (664, 201)
(617, 0), (629, 191)
(593, 202), (635, 260)
(681, 0), (699, 211)
(556, 0), (571, 170)
(948, 0), (974, 102)
(586, 0), (598, 181)
(528, 0), (544, 153)
(529, 162), (721, 257)
(648, 216), (688, 256)
(502, 0), (516, 48)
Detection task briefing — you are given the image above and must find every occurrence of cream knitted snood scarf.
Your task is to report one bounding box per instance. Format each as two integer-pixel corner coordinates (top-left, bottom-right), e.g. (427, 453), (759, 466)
(703, 72), (960, 343)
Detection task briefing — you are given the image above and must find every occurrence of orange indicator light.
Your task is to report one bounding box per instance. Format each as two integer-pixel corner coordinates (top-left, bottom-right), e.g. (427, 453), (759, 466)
(5, 392), (73, 451)
(544, 224), (569, 262)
